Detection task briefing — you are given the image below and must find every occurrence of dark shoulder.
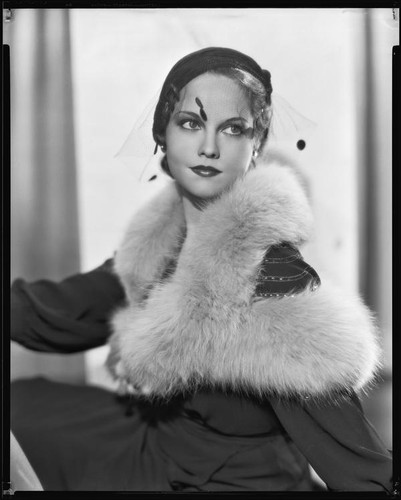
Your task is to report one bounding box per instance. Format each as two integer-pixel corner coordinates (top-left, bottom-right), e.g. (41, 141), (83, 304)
(254, 243), (321, 299)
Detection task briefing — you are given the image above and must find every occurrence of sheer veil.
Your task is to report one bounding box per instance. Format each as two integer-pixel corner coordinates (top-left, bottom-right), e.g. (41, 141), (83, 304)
(114, 90), (317, 182)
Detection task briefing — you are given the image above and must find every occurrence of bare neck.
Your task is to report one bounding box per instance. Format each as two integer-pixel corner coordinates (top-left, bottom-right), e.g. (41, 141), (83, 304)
(179, 188), (208, 232)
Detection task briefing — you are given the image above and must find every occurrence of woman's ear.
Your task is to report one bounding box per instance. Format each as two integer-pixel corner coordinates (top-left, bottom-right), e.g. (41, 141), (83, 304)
(154, 133), (166, 151)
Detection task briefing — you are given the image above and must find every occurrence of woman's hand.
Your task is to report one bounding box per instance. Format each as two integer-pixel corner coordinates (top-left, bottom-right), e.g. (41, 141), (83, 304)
(105, 333), (122, 379)
(106, 337), (153, 396)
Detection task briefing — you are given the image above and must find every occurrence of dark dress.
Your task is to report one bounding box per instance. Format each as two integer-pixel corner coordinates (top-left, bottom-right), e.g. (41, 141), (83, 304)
(10, 260), (393, 492)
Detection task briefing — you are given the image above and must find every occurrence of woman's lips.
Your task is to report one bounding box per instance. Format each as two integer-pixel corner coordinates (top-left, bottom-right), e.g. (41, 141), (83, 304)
(190, 165), (222, 177)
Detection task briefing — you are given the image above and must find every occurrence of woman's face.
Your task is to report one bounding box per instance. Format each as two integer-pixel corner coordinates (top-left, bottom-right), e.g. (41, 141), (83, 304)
(165, 73), (255, 200)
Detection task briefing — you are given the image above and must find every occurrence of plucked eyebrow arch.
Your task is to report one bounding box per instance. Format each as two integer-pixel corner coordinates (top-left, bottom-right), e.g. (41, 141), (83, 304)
(175, 111), (250, 126)
(221, 117), (250, 127)
(174, 111), (202, 120)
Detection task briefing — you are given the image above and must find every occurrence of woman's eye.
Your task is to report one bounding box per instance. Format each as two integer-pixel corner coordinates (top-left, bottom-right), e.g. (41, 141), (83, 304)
(181, 120), (201, 130)
(223, 125), (243, 136)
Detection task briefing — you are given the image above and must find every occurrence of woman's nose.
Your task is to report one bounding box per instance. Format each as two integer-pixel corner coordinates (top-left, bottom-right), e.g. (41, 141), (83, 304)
(198, 132), (220, 159)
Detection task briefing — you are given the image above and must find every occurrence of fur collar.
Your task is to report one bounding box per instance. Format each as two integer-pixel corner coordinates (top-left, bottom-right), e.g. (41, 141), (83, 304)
(109, 164), (381, 401)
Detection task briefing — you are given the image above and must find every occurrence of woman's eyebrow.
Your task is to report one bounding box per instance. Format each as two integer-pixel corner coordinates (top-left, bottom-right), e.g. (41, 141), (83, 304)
(222, 117), (250, 125)
(175, 111), (201, 119)
(175, 111), (250, 125)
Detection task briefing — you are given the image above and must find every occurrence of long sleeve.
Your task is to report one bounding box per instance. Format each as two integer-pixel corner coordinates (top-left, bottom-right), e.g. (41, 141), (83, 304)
(11, 259), (126, 353)
(270, 392), (393, 492)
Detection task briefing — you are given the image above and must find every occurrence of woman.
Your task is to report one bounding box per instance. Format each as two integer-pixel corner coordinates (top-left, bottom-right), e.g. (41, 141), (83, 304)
(11, 47), (392, 492)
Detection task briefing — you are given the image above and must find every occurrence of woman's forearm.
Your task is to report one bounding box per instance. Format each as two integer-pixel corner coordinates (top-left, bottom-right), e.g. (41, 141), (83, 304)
(11, 259), (126, 353)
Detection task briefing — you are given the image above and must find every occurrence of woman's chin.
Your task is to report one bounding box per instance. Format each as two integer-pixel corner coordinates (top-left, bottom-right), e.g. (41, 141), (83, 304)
(177, 181), (226, 203)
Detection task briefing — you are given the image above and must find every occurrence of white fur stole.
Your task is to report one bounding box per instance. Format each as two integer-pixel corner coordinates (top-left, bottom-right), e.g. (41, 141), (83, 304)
(108, 164), (381, 400)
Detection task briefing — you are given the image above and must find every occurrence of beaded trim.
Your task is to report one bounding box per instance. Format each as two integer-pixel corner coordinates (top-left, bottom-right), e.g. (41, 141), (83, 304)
(253, 243), (321, 299)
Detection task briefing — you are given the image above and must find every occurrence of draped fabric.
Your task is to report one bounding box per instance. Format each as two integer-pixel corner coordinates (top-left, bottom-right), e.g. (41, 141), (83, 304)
(361, 10), (393, 366)
(4, 9), (84, 383)
(351, 10), (394, 449)
(5, 9), (80, 282)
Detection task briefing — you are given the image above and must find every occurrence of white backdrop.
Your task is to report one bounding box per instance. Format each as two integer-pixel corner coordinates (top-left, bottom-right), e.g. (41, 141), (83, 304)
(71, 8), (360, 281)
(68, 8), (395, 387)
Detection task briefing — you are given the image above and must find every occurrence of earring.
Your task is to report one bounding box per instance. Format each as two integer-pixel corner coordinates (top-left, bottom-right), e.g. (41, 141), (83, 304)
(160, 145), (167, 153)
(252, 150), (258, 158)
